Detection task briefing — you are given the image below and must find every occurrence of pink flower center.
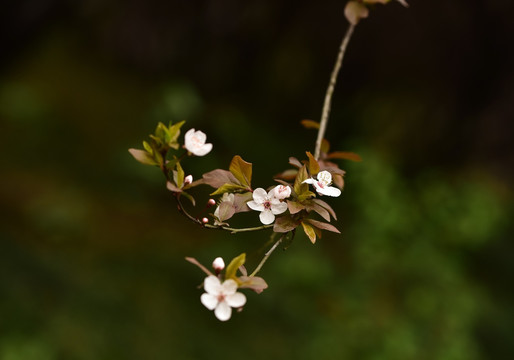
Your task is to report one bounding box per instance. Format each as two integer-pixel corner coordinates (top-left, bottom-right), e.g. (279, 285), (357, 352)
(263, 201), (271, 210)
(217, 293), (226, 302)
(317, 181), (325, 188)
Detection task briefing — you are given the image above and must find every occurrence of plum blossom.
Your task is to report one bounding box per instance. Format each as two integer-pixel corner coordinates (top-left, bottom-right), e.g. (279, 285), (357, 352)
(212, 257), (225, 272)
(200, 275), (246, 321)
(184, 128), (213, 156)
(272, 185), (291, 200)
(303, 170), (341, 197)
(247, 186), (288, 225)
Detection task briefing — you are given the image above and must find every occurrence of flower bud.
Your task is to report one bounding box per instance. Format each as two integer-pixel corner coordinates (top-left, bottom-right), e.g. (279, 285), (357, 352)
(207, 198), (216, 207)
(184, 175), (193, 185)
(202, 217), (209, 224)
(212, 257), (225, 272)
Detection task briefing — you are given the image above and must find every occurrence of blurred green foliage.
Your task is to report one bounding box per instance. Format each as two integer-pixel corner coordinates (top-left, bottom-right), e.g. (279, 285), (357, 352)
(1, 1), (513, 359)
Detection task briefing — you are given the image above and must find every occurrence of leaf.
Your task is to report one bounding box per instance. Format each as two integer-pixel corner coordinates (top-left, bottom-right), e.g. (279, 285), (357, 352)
(273, 215), (300, 233)
(185, 257), (214, 276)
(229, 155), (252, 188)
(202, 169), (239, 188)
(210, 183), (248, 196)
(288, 157), (303, 168)
(217, 201), (236, 222)
(233, 192), (253, 213)
(300, 119), (320, 129)
(294, 165), (315, 202)
(166, 181), (181, 193)
(320, 139), (330, 155)
(180, 191), (196, 206)
(166, 120), (185, 149)
(225, 253), (246, 280)
(301, 222), (317, 244)
(344, 1), (369, 25)
(287, 200), (305, 215)
(128, 149), (158, 166)
(306, 151), (320, 175)
(333, 174), (345, 190)
(305, 218), (340, 233)
(312, 198), (337, 220)
(326, 151), (362, 162)
(143, 140), (153, 153)
(175, 162), (185, 188)
(238, 276), (268, 294)
(304, 200), (331, 222)
(274, 169), (298, 181)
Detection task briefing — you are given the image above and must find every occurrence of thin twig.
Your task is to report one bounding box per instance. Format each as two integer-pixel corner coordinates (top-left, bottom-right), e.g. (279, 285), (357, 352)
(249, 234), (284, 277)
(314, 23), (356, 160)
(176, 196), (273, 233)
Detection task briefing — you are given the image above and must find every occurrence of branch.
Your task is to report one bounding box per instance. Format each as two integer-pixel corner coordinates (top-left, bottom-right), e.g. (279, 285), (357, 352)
(314, 23), (356, 160)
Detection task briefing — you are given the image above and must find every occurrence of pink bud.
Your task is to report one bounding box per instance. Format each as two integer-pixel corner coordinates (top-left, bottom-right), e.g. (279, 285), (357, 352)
(201, 217), (209, 224)
(184, 175), (193, 185)
(212, 257), (225, 272)
(207, 198), (216, 207)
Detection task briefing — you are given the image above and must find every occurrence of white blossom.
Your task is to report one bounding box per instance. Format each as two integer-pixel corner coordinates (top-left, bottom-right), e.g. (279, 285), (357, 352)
(200, 275), (246, 321)
(184, 128), (213, 156)
(272, 185), (291, 200)
(247, 187), (288, 225)
(212, 257), (225, 272)
(303, 170), (341, 197)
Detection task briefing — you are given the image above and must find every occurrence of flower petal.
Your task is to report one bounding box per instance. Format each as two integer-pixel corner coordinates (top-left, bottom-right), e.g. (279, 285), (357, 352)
(193, 130), (207, 144)
(185, 128), (195, 143)
(201, 293), (218, 310)
(226, 292), (247, 308)
(252, 188), (268, 203)
(221, 279), (238, 295)
(247, 201), (265, 212)
(271, 201), (288, 215)
(319, 186), (341, 197)
(214, 301), (232, 321)
(259, 210), (275, 225)
(192, 143), (212, 156)
(302, 178), (315, 184)
(204, 275), (221, 294)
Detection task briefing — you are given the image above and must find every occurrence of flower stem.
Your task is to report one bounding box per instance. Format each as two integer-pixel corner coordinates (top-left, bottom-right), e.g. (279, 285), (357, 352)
(249, 233), (284, 277)
(314, 23), (356, 160)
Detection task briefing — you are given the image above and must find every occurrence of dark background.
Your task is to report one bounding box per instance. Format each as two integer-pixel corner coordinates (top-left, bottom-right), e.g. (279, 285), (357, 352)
(1, 1), (513, 359)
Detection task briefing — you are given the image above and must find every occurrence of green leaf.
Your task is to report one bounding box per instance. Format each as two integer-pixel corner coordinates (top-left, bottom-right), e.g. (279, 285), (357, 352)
(300, 119), (320, 129)
(326, 151), (362, 162)
(166, 120), (185, 149)
(294, 165), (315, 202)
(210, 183), (248, 196)
(225, 253), (246, 280)
(229, 155), (252, 188)
(128, 149), (158, 166)
(305, 218), (340, 233)
(306, 151), (320, 175)
(301, 222), (317, 244)
(175, 162), (185, 188)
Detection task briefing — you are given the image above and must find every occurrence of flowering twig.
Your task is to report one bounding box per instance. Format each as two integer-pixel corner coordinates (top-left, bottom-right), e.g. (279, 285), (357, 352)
(176, 196), (273, 233)
(314, 23), (356, 160)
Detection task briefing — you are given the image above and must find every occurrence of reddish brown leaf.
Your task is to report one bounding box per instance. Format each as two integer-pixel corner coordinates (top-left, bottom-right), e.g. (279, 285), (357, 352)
(305, 218), (341, 233)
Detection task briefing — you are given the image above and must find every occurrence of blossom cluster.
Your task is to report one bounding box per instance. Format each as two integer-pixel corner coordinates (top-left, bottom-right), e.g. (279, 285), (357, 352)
(128, 119), (358, 320)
